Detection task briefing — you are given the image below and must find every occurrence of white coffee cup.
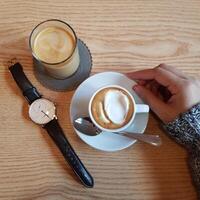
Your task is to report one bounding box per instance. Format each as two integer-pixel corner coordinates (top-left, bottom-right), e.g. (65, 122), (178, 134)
(88, 85), (149, 132)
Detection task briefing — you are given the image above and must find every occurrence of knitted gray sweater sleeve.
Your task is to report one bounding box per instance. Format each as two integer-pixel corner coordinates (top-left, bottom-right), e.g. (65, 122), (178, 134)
(163, 103), (200, 193)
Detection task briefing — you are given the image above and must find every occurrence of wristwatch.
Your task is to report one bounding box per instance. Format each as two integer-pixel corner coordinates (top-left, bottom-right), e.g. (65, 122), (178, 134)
(9, 62), (94, 188)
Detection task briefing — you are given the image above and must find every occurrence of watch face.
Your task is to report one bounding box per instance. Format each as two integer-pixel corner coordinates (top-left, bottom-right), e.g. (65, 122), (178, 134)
(29, 98), (56, 124)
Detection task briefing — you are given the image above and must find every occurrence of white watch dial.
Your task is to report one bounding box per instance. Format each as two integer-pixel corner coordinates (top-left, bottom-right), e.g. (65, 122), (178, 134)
(29, 98), (56, 124)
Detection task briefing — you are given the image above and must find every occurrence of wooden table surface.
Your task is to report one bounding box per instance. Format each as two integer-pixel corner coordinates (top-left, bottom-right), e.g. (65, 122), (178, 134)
(0, 0), (200, 199)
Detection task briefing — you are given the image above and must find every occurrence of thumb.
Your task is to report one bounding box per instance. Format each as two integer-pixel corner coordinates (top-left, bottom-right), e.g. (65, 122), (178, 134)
(133, 84), (168, 121)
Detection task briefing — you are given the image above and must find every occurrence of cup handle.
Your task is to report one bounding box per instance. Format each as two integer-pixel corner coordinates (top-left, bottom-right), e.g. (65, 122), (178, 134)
(135, 104), (149, 113)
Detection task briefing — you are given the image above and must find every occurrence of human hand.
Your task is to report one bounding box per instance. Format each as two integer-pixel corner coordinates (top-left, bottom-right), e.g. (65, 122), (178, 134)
(127, 64), (200, 123)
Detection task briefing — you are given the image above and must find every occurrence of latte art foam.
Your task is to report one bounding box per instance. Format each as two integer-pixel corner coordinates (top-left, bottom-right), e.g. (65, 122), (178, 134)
(104, 90), (129, 124)
(91, 87), (134, 129)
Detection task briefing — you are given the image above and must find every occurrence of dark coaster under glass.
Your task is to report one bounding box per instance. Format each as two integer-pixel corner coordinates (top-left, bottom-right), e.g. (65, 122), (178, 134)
(33, 39), (92, 91)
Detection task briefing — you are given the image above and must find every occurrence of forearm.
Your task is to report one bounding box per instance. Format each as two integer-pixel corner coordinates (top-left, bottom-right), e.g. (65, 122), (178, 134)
(163, 103), (200, 193)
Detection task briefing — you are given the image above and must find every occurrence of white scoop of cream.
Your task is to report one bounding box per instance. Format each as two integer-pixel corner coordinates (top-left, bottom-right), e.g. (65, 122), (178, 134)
(104, 89), (130, 125)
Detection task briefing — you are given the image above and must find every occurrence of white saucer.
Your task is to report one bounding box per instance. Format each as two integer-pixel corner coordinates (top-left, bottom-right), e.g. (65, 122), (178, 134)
(70, 72), (149, 152)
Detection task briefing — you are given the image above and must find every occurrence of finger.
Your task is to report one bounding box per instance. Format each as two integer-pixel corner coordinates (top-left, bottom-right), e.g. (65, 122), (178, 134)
(126, 70), (150, 80)
(158, 63), (187, 79)
(134, 79), (147, 86)
(138, 80), (153, 86)
(133, 84), (168, 121)
(128, 67), (181, 89)
(137, 80), (146, 85)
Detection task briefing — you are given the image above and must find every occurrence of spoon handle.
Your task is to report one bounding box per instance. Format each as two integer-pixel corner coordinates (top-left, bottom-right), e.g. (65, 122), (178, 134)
(120, 132), (162, 146)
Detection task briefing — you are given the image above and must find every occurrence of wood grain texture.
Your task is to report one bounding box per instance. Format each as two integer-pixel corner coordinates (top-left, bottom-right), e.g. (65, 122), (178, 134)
(0, 0), (199, 199)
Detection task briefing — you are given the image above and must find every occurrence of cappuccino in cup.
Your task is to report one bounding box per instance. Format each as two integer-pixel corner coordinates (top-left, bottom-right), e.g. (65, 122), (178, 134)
(89, 85), (149, 132)
(30, 19), (80, 79)
(91, 87), (134, 129)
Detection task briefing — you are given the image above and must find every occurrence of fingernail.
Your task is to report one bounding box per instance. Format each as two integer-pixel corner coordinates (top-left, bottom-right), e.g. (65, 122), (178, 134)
(133, 84), (140, 91)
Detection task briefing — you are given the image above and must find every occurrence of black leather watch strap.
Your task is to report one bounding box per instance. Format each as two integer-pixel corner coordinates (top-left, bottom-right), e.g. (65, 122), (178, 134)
(44, 119), (94, 188)
(9, 62), (41, 104)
